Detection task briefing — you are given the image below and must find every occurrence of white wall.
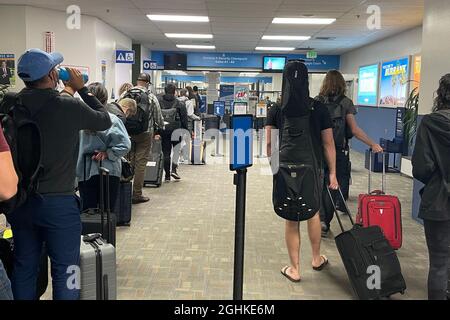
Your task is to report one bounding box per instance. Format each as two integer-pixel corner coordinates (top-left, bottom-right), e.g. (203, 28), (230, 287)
(0, 6), (27, 88)
(418, 0), (450, 115)
(0, 5), (132, 95)
(340, 27), (423, 75)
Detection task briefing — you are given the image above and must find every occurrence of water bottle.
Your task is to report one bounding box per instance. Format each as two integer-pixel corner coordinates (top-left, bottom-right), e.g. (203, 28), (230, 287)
(58, 67), (89, 83)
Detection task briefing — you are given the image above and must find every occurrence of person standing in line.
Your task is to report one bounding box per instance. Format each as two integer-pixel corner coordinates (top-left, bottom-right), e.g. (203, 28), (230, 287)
(192, 86), (202, 116)
(178, 88), (200, 163)
(412, 74), (450, 300)
(316, 70), (383, 237)
(123, 73), (164, 204)
(266, 62), (338, 283)
(157, 84), (188, 181)
(0, 121), (18, 300)
(5, 49), (111, 300)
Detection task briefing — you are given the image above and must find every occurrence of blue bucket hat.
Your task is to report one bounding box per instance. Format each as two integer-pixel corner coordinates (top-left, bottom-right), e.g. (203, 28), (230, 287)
(17, 48), (64, 82)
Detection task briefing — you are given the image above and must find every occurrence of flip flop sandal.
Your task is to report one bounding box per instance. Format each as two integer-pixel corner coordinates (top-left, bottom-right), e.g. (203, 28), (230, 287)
(313, 255), (329, 271)
(281, 266), (301, 283)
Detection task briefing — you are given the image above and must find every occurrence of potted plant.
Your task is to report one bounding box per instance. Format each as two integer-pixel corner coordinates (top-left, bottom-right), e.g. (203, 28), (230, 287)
(402, 85), (419, 156)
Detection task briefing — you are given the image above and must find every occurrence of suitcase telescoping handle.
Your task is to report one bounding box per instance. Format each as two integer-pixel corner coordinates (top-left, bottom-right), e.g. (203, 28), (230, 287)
(99, 167), (111, 244)
(368, 149), (386, 194)
(327, 187), (354, 234)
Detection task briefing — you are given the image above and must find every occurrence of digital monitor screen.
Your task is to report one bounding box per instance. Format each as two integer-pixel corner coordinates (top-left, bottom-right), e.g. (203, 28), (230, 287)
(230, 115), (253, 171)
(263, 56), (287, 72)
(233, 102), (248, 115)
(357, 64), (379, 106)
(380, 57), (410, 107)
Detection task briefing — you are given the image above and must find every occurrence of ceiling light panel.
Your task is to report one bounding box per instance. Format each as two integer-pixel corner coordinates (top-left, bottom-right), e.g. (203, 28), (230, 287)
(147, 15), (209, 22)
(255, 47), (295, 51)
(177, 44), (216, 49)
(272, 18), (336, 25)
(262, 35), (311, 41)
(165, 33), (213, 39)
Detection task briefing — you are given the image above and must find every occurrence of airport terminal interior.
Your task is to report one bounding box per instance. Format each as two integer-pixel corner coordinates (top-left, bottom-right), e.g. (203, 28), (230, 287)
(0, 0), (449, 301)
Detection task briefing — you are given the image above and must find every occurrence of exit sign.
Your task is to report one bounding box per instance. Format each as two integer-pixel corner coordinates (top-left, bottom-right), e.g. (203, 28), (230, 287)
(307, 51), (317, 59)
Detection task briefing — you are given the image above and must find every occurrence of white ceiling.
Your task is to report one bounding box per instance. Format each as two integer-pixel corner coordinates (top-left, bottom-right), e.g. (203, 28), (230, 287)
(0, 0), (424, 54)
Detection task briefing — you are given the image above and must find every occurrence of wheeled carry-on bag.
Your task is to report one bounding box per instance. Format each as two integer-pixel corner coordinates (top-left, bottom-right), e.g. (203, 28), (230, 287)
(357, 151), (402, 250)
(329, 188), (406, 300)
(81, 167), (117, 246)
(144, 139), (164, 187)
(114, 181), (132, 226)
(79, 233), (117, 300)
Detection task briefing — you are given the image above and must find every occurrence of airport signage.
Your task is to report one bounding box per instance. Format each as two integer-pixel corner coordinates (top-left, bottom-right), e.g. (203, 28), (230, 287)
(116, 50), (135, 64)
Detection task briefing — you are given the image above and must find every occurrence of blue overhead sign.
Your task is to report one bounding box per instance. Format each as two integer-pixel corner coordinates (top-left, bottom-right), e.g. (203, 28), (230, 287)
(143, 60), (158, 71)
(116, 50), (135, 64)
(152, 51), (340, 71)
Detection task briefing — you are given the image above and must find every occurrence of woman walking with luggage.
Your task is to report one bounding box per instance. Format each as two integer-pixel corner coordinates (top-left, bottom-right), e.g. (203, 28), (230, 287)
(77, 83), (131, 211)
(317, 70), (383, 236)
(412, 74), (450, 300)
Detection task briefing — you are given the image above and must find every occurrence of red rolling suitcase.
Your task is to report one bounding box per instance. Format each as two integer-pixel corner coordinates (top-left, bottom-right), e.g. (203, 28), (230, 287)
(356, 151), (402, 250)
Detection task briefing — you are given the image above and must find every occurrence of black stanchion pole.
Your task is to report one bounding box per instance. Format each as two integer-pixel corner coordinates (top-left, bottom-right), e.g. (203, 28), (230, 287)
(233, 168), (247, 300)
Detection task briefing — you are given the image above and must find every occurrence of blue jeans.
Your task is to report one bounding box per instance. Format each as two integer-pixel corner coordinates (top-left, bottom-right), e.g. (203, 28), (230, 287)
(9, 195), (82, 300)
(0, 261), (13, 300)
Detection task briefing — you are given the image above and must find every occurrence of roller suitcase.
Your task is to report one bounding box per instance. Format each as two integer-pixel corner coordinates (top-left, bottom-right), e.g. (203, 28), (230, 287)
(329, 188), (406, 300)
(114, 181), (132, 226)
(79, 233), (116, 300)
(144, 139), (164, 187)
(357, 151), (402, 250)
(190, 139), (206, 165)
(81, 167), (117, 247)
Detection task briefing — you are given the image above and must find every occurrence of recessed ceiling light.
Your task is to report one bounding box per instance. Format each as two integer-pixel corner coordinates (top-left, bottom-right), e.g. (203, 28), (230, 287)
(255, 47), (295, 51)
(147, 15), (209, 22)
(262, 35), (311, 41)
(272, 17), (336, 25)
(165, 33), (213, 39)
(177, 44), (216, 49)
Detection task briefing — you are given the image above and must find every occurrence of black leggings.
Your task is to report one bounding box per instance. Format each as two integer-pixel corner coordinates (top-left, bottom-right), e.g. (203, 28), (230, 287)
(78, 175), (120, 211)
(161, 132), (181, 177)
(424, 219), (450, 300)
(321, 149), (351, 228)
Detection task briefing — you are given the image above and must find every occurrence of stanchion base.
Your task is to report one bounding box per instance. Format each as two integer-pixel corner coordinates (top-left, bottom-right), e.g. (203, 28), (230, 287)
(256, 155), (267, 159)
(211, 154), (224, 157)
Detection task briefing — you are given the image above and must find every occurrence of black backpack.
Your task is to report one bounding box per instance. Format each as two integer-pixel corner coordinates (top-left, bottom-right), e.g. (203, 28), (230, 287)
(0, 94), (44, 215)
(321, 95), (351, 148)
(273, 100), (322, 222)
(161, 99), (181, 133)
(122, 89), (151, 136)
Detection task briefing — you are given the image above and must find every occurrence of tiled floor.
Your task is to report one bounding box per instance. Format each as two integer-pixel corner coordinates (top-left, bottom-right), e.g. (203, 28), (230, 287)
(40, 143), (428, 300)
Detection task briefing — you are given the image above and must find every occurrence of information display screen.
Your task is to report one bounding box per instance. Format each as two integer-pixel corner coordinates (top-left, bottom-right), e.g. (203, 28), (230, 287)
(230, 115), (253, 171)
(357, 64), (379, 106)
(263, 56), (287, 72)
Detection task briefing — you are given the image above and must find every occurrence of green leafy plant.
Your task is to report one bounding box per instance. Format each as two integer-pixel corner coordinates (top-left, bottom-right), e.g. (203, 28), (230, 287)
(403, 85), (419, 152)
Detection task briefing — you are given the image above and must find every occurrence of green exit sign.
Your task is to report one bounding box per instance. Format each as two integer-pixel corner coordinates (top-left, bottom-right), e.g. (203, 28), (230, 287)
(307, 51), (317, 59)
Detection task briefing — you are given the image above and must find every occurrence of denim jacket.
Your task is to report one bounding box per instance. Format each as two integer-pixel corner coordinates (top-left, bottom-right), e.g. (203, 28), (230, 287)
(77, 113), (131, 181)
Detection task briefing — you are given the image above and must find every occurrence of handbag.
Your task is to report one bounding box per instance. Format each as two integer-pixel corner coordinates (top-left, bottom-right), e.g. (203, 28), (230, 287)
(121, 157), (134, 182)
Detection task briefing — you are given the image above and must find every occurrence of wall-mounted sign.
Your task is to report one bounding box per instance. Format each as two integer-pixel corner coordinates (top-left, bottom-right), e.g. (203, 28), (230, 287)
(143, 60), (158, 71)
(234, 85), (249, 103)
(412, 55), (421, 91)
(380, 57), (410, 107)
(307, 51), (318, 59)
(0, 53), (15, 87)
(256, 102), (267, 118)
(357, 64), (379, 106)
(116, 50), (135, 64)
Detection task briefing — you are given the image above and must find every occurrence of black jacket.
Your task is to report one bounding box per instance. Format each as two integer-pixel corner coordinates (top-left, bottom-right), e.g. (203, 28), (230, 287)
(8, 87), (112, 195)
(412, 109), (450, 221)
(157, 94), (188, 132)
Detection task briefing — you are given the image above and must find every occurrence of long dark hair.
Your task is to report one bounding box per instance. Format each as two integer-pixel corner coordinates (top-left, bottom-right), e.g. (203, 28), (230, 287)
(433, 74), (450, 112)
(320, 70), (346, 97)
(87, 82), (108, 106)
(186, 86), (195, 100)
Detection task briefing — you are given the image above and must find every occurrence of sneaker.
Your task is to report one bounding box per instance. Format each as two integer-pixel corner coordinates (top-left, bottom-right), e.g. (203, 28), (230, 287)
(132, 196), (150, 204)
(165, 176), (171, 182)
(171, 172), (181, 180)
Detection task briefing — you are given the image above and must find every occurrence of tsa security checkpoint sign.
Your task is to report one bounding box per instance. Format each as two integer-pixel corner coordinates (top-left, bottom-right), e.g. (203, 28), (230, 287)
(116, 50), (135, 64)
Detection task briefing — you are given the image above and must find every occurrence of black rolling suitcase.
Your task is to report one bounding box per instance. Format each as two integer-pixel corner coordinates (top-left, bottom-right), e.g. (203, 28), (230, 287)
(114, 181), (132, 226)
(81, 167), (117, 247)
(328, 188), (406, 300)
(144, 139), (164, 187)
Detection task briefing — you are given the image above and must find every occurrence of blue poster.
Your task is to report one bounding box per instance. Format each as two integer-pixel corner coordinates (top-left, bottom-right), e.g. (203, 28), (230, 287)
(357, 64), (379, 106)
(220, 84), (235, 110)
(380, 57), (410, 107)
